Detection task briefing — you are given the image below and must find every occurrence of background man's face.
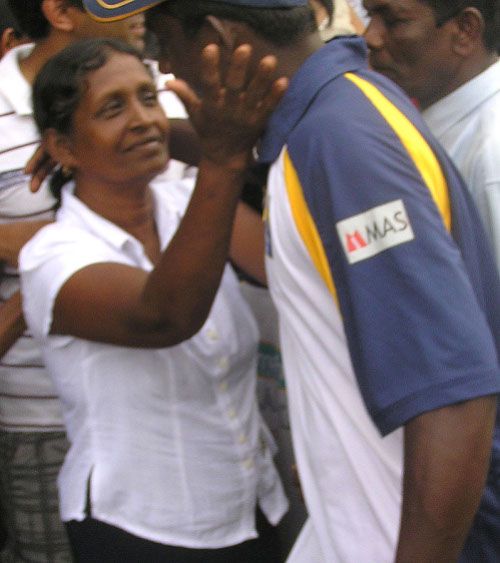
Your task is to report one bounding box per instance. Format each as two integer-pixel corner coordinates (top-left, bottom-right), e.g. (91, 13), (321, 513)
(363, 0), (459, 108)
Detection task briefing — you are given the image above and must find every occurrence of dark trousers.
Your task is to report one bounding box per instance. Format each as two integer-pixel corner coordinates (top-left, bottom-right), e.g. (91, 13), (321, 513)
(65, 509), (282, 563)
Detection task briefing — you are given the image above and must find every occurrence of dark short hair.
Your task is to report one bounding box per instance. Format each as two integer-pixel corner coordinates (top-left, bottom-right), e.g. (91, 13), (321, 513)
(0, 0), (23, 37)
(423, 0), (499, 52)
(7, 0), (83, 40)
(33, 38), (145, 200)
(148, 0), (316, 46)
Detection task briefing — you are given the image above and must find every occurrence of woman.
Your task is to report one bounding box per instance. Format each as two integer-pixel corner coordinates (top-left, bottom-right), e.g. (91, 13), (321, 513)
(19, 38), (288, 562)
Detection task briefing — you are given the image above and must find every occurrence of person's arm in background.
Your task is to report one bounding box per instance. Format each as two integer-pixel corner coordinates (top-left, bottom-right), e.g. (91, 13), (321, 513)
(0, 220), (49, 358)
(0, 291), (25, 359)
(0, 220), (51, 267)
(396, 396), (497, 562)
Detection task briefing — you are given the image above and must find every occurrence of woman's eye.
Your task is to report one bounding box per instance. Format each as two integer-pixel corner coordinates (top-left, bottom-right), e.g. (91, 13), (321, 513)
(96, 100), (123, 119)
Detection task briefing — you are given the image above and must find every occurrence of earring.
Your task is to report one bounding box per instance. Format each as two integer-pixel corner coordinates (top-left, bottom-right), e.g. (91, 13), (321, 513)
(61, 165), (73, 177)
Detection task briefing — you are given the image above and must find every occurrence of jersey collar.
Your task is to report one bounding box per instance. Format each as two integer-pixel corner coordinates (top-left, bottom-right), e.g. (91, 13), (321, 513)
(257, 36), (368, 164)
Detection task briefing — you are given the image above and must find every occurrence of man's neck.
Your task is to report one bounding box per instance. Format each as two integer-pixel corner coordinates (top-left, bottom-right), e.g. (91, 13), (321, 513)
(19, 33), (72, 85)
(241, 28), (324, 86)
(419, 51), (499, 110)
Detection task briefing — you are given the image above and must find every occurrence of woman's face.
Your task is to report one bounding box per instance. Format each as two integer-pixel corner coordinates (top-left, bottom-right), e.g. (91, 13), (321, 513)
(67, 51), (169, 187)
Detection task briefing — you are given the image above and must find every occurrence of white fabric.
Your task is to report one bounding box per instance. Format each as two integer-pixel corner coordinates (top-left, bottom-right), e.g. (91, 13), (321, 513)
(0, 43), (63, 431)
(19, 182), (288, 548)
(318, 0), (356, 41)
(286, 518), (323, 563)
(265, 151), (403, 562)
(346, 0), (368, 23)
(423, 59), (500, 273)
(149, 61), (198, 183)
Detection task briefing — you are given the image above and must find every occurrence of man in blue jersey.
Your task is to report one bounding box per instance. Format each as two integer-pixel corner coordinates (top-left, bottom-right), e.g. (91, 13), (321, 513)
(83, 1), (500, 561)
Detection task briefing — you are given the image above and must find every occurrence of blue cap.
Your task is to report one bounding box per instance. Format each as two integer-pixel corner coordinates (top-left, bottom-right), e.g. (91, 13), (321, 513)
(83, 0), (308, 21)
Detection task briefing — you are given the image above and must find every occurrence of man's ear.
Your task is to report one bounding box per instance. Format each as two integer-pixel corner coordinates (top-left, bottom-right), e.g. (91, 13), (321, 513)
(204, 15), (238, 50)
(0, 28), (17, 57)
(452, 7), (485, 56)
(41, 0), (75, 33)
(43, 129), (78, 170)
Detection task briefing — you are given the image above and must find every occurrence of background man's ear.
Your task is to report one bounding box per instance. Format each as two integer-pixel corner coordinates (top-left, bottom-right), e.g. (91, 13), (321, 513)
(452, 7), (485, 56)
(41, 0), (75, 33)
(0, 28), (18, 57)
(43, 129), (78, 170)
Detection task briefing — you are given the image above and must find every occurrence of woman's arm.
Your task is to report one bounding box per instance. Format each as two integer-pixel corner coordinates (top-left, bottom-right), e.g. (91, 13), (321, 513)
(47, 45), (285, 348)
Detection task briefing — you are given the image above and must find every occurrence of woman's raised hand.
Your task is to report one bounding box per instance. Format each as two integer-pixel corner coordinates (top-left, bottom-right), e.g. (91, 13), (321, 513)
(166, 44), (287, 171)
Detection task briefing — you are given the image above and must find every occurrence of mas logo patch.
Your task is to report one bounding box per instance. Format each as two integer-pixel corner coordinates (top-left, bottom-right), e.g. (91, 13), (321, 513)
(336, 199), (414, 264)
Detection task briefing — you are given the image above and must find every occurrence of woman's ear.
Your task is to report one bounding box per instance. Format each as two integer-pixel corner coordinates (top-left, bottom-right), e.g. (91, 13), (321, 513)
(43, 129), (78, 170)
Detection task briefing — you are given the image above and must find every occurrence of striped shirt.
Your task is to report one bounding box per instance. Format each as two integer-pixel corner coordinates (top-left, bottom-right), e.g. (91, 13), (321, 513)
(0, 43), (63, 431)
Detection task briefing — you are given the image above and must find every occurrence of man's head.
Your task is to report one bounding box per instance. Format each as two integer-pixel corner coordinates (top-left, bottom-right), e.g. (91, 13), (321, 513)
(0, 0), (29, 57)
(83, 0), (318, 88)
(7, 0), (145, 50)
(363, 0), (499, 108)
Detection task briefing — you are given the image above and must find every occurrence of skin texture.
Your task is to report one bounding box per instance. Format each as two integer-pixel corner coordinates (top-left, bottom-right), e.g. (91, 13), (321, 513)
(55, 54), (170, 199)
(0, 291), (25, 359)
(397, 397), (496, 562)
(363, 0), (498, 108)
(363, 0), (460, 107)
(45, 45), (285, 346)
(144, 8), (497, 561)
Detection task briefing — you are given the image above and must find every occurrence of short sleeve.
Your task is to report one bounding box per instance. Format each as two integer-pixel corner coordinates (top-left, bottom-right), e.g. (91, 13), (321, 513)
(19, 225), (128, 341)
(286, 76), (500, 435)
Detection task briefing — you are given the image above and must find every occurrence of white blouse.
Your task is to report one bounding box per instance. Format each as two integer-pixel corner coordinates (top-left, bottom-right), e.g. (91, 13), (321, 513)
(20, 181), (288, 548)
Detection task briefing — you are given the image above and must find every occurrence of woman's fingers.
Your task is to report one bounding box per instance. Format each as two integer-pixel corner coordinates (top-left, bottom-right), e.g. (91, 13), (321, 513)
(24, 145), (56, 193)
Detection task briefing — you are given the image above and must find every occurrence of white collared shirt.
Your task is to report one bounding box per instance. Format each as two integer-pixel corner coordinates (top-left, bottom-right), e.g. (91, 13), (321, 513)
(423, 59), (500, 272)
(19, 182), (287, 547)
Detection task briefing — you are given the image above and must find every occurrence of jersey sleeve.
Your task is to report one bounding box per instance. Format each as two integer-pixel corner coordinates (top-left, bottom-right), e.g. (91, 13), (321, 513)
(286, 75), (500, 435)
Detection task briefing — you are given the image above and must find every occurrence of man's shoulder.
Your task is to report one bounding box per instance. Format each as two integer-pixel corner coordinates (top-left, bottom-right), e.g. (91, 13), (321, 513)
(286, 68), (426, 170)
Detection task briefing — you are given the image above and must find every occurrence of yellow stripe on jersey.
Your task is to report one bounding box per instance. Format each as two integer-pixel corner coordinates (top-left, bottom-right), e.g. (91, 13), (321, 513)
(344, 73), (451, 232)
(284, 149), (339, 306)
